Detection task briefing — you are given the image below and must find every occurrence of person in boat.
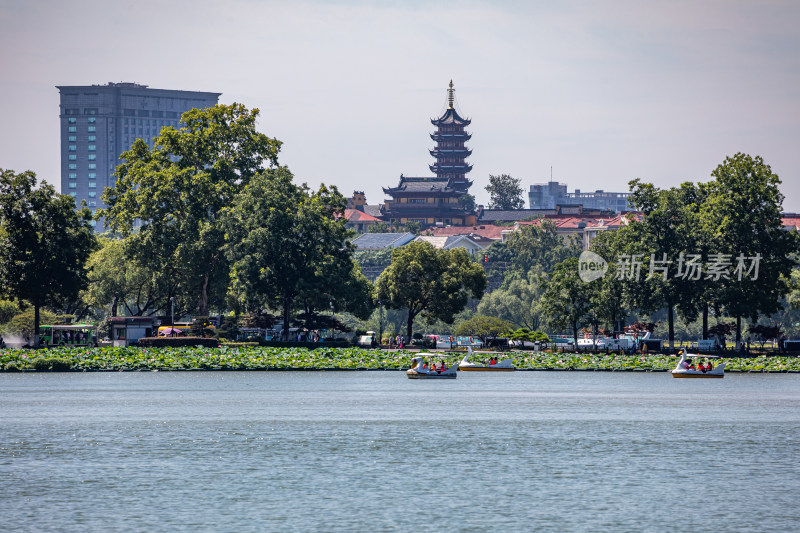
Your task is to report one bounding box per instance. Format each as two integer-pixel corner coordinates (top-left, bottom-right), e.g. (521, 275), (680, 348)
(706, 361), (713, 372)
(489, 357), (496, 365)
(441, 361), (447, 372)
(687, 359), (695, 370)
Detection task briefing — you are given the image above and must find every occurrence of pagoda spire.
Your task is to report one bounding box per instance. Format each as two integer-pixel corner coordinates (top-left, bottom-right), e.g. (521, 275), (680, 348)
(447, 80), (454, 109)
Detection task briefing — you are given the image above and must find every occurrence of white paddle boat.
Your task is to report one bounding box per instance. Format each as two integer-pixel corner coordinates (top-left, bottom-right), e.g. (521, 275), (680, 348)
(458, 347), (515, 371)
(671, 349), (724, 378)
(406, 354), (458, 379)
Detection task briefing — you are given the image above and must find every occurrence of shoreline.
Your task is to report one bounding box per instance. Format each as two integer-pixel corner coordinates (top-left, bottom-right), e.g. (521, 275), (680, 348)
(2, 346), (799, 373)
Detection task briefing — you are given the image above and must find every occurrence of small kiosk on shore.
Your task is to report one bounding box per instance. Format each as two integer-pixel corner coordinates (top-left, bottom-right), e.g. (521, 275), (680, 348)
(110, 317), (159, 347)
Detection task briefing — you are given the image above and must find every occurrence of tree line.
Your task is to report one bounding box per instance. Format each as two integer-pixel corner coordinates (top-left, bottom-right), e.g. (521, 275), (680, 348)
(0, 104), (487, 343)
(2, 104), (798, 347)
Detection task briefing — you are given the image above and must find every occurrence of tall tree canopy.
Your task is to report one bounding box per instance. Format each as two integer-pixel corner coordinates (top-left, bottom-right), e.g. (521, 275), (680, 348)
(375, 241), (487, 339)
(486, 174), (525, 210)
(476, 271), (545, 331)
(622, 180), (703, 347)
(0, 169), (97, 341)
(100, 103), (282, 316)
(84, 238), (175, 318)
(504, 219), (581, 274)
(701, 153), (799, 344)
(223, 167), (372, 337)
(541, 257), (593, 346)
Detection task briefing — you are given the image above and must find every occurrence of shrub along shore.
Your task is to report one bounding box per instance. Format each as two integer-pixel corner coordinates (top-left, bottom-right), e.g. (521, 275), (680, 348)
(1, 346), (799, 373)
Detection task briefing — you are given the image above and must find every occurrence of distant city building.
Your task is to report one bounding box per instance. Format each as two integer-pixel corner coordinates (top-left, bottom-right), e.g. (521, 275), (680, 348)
(57, 82), (220, 229)
(382, 81), (476, 227)
(528, 181), (632, 212)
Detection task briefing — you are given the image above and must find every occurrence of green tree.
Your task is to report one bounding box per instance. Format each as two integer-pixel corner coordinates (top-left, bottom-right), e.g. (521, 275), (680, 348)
(701, 153), (800, 346)
(458, 193), (477, 213)
(367, 222), (390, 233)
(0, 169), (98, 342)
(454, 315), (514, 341)
(375, 241), (487, 339)
(223, 167), (372, 338)
(621, 180), (703, 347)
(476, 271), (545, 330)
(541, 257), (593, 346)
(486, 174), (525, 210)
(0, 300), (21, 325)
(8, 308), (58, 337)
(587, 228), (628, 334)
(505, 219), (581, 274)
(509, 328), (549, 343)
(84, 238), (174, 317)
(100, 103), (282, 316)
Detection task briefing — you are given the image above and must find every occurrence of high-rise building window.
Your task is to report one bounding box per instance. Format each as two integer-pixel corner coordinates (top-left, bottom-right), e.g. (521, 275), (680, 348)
(88, 117), (96, 123)
(88, 173), (96, 179)
(68, 135), (77, 142)
(88, 126), (96, 132)
(68, 126), (77, 133)
(70, 192), (77, 197)
(68, 117), (76, 124)
(88, 154), (96, 161)
(88, 192), (97, 198)
(88, 182), (97, 188)
(68, 182), (77, 189)
(68, 173), (77, 179)
(88, 135), (96, 142)
(69, 154), (77, 161)
(88, 163), (96, 170)
(69, 164), (77, 170)
(88, 145), (96, 151)
(68, 145), (76, 151)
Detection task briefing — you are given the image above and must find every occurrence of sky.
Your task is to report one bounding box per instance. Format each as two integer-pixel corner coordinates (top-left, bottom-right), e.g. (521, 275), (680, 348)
(1, 0), (799, 211)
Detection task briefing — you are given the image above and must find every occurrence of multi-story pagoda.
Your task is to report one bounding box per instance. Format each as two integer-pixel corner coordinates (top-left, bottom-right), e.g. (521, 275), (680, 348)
(429, 80), (473, 193)
(382, 81), (477, 227)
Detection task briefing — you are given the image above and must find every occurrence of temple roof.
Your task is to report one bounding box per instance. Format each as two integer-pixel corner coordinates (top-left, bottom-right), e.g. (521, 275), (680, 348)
(430, 163), (473, 174)
(430, 132), (471, 141)
(431, 80), (471, 126)
(382, 175), (460, 195)
(430, 148), (472, 157)
(431, 107), (471, 126)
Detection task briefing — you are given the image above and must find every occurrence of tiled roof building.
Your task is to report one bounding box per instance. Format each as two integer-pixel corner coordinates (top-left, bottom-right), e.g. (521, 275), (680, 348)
(382, 81), (476, 227)
(351, 232), (416, 250)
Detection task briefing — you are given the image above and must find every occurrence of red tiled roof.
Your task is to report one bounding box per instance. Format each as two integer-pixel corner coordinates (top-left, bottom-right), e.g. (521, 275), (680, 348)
(782, 216), (800, 231)
(344, 209), (382, 222)
(515, 212), (642, 232)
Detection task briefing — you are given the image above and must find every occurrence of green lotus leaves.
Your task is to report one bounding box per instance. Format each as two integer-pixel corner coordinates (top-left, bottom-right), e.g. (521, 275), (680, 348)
(1, 347), (798, 372)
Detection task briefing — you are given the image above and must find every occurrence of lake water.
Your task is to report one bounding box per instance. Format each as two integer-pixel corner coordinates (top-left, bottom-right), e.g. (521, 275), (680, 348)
(1, 371), (798, 532)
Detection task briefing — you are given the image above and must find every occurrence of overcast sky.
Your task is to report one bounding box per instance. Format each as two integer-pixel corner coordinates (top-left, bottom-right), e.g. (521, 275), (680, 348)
(1, 0), (798, 211)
